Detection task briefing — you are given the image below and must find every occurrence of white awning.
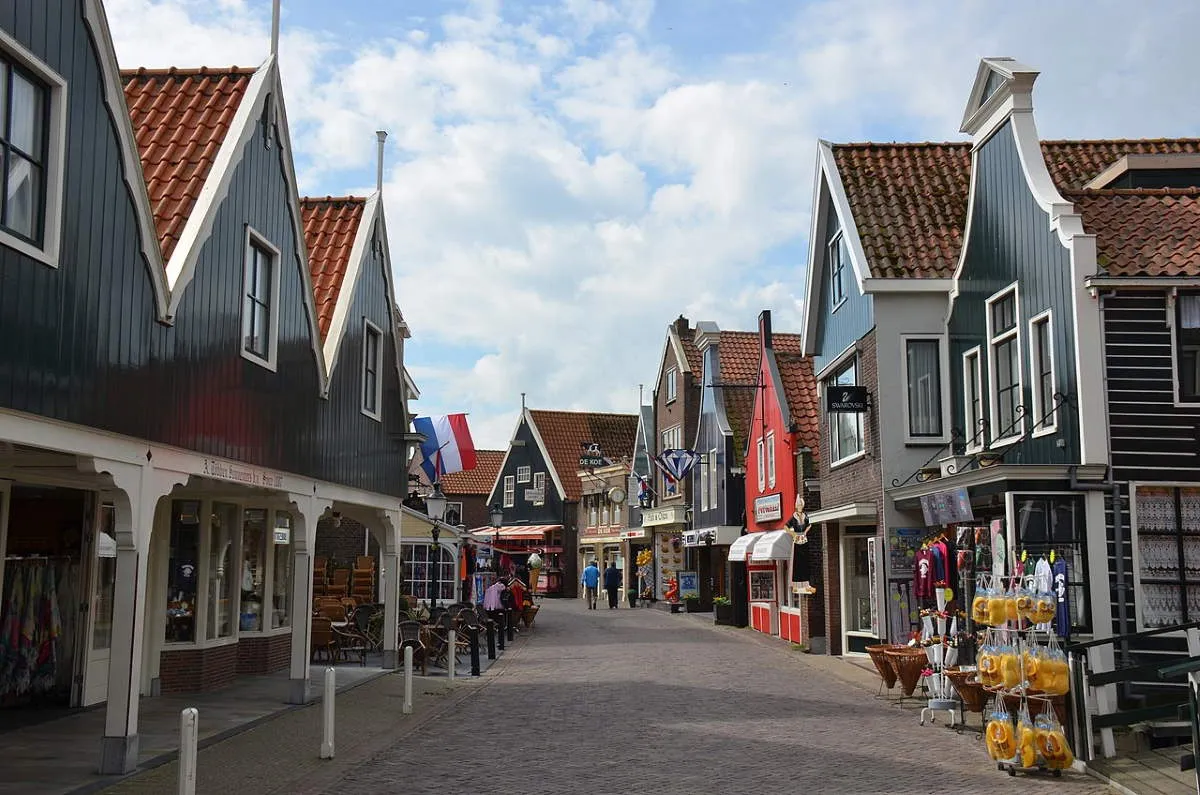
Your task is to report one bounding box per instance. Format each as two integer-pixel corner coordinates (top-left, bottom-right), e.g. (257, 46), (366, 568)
(750, 530), (795, 562)
(728, 533), (760, 562)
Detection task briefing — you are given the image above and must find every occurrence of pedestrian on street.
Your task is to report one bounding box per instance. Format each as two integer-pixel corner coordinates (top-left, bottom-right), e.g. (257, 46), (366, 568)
(581, 560), (600, 609)
(604, 561), (622, 609)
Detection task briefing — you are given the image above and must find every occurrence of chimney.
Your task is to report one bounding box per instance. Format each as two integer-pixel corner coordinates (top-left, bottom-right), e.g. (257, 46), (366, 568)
(375, 130), (388, 194)
(673, 315), (690, 334)
(270, 0), (281, 58)
(759, 309), (773, 350)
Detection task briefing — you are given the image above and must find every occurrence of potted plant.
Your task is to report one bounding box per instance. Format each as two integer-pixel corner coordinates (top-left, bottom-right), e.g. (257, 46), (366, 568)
(684, 595), (701, 613)
(713, 595), (734, 625)
(627, 589), (638, 608)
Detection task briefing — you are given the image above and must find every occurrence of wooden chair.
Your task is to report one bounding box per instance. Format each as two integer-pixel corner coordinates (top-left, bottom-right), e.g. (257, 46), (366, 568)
(318, 602), (346, 622)
(311, 616), (336, 663)
(437, 611), (470, 662)
(398, 620), (427, 674)
(329, 568), (351, 597)
(352, 556), (375, 601)
(312, 557), (329, 596)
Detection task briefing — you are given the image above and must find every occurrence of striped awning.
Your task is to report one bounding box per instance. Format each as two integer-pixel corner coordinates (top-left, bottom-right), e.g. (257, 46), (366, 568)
(469, 524), (560, 541)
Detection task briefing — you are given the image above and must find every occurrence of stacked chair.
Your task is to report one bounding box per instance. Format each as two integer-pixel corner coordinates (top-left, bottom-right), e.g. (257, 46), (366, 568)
(312, 557), (329, 596)
(352, 556), (375, 602)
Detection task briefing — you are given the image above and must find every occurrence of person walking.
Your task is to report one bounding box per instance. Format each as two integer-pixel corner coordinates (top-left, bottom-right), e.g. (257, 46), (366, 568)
(581, 560), (600, 609)
(604, 561), (622, 609)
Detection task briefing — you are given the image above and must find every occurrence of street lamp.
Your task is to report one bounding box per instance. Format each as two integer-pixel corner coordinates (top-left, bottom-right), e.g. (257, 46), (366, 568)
(490, 504), (503, 573)
(426, 482), (447, 610)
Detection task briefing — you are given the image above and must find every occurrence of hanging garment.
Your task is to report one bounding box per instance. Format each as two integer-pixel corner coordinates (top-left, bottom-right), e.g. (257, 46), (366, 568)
(991, 532), (1007, 580)
(913, 549), (934, 600)
(1033, 556), (1053, 632)
(930, 541), (947, 584)
(1053, 557), (1070, 638)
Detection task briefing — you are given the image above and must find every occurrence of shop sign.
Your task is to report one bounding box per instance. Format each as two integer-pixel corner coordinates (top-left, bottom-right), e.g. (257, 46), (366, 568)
(578, 442), (605, 469)
(920, 487), (974, 526)
(524, 487), (544, 504)
(273, 527), (290, 544)
(620, 528), (647, 540)
(678, 570), (699, 600)
(641, 505), (684, 527)
(825, 385), (870, 413)
(754, 493), (783, 522)
(202, 458), (285, 489)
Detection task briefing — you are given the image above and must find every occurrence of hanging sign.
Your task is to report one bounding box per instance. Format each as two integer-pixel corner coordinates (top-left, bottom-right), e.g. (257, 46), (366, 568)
(825, 385), (870, 413)
(754, 493), (783, 522)
(524, 487), (545, 503)
(579, 442), (605, 468)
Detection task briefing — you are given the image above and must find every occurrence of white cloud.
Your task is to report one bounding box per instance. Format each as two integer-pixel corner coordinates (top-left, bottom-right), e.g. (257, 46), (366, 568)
(106, 0), (1200, 449)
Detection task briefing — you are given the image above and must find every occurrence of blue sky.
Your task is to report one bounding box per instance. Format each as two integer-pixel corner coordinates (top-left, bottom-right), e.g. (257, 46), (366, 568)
(108, 0), (1200, 449)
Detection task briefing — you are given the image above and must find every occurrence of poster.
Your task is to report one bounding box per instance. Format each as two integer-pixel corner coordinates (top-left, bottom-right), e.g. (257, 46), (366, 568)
(678, 571), (699, 599)
(888, 527), (923, 575)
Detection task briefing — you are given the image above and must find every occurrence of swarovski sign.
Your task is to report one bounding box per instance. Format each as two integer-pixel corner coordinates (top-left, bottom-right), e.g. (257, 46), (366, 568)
(825, 385), (870, 413)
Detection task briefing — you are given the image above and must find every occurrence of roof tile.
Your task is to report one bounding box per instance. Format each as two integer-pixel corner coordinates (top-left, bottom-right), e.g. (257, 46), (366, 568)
(441, 449), (505, 496)
(528, 410), (638, 502)
(775, 353), (820, 450)
(121, 67), (254, 262)
(1041, 139), (1200, 191)
(713, 330), (801, 455)
(1068, 188), (1200, 278)
(300, 197), (366, 339)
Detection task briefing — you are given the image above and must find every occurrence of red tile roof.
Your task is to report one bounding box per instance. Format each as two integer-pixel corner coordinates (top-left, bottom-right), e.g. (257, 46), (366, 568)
(300, 197), (366, 339)
(528, 410), (638, 502)
(775, 354), (820, 450)
(1068, 188), (1200, 277)
(1041, 139), (1200, 191)
(121, 67), (254, 262)
(830, 142), (971, 279)
(713, 330), (802, 454)
(441, 449), (505, 496)
(679, 327), (702, 373)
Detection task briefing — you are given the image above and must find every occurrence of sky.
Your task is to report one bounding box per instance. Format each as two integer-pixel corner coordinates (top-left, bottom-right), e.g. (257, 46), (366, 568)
(106, 0), (1200, 450)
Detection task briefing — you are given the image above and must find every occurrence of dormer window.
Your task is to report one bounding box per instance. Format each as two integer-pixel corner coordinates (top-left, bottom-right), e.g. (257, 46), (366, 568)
(829, 232), (847, 309)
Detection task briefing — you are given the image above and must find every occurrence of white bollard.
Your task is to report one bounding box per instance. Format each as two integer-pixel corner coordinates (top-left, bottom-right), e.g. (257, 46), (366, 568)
(178, 707), (198, 795)
(320, 666), (335, 759)
(402, 646), (413, 714)
(447, 630), (456, 681)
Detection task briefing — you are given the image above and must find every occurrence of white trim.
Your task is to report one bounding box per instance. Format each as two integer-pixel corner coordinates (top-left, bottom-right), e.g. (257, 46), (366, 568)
(862, 278), (954, 294)
(813, 341), (857, 382)
(755, 437), (765, 492)
(765, 431), (776, 489)
(239, 226), (282, 371)
(1085, 154), (1200, 191)
(80, 0), (171, 321)
(888, 462), (1108, 501)
(525, 408), (569, 502)
(1128, 482), (1200, 634)
(985, 282), (1025, 445)
(1028, 310), (1058, 437)
(0, 29), (67, 271)
(959, 58), (1039, 138)
(899, 334), (950, 445)
(962, 346), (984, 453)
(808, 502), (876, 524)
(947, 146), (980, 309)
(1089, 277), (1200, 288)
(1166, 288), (1200, 408)
(323, 193), (376, 377)
(830, 450), (867, 471)
(801, 147), (829, 356)
(360, 317), (384, 421)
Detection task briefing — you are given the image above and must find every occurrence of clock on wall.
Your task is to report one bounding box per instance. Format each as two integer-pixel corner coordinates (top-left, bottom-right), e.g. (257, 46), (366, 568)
(607, 486), (626, 504)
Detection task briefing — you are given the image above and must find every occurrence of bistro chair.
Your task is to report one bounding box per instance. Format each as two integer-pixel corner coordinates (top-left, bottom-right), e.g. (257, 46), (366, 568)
(398, 620), (428, 675)
(330, 568), (351, 597)
(437, 611), (471, 662)
(310, 616), (337, 663)
(354, 603), (384, 650)
(332, 623), (369, 666)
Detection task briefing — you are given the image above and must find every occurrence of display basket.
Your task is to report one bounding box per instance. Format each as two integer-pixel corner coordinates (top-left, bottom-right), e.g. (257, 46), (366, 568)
(866, 644), (904, 689)
(885, 648), (928, 697)
(944, 667), (990, 714)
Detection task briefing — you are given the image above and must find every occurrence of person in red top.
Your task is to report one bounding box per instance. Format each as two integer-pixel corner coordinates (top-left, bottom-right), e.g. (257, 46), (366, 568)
(507, 577), (527, 630)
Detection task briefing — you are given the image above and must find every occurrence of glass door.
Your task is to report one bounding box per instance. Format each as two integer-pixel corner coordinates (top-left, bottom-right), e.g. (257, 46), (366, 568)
(82, 503), (117, 706)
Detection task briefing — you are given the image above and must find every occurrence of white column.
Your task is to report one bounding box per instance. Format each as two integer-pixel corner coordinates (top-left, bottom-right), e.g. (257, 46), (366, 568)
(381, 550), (400, 669)
(286, 495), (328, 704)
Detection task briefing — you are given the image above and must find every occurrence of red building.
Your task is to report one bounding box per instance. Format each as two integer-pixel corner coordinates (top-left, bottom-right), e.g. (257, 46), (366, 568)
(734, 311), (822, 645)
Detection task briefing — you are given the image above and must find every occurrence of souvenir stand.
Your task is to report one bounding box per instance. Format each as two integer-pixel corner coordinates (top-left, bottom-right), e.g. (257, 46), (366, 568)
(919, 585), (961, 727)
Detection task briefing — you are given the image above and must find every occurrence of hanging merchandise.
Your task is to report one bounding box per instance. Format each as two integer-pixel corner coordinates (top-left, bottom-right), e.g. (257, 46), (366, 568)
(985, 704), (1017, 761)
(0, 558), (67, 701)
(1052, 555), (1070, 639)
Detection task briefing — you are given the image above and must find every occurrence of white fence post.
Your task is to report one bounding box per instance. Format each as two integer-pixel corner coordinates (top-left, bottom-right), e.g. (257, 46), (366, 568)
(448, 630), (456, 681)
(178, 707), (198, 795)
(403, 646), (413, 714)
(320, 666), (335, 759)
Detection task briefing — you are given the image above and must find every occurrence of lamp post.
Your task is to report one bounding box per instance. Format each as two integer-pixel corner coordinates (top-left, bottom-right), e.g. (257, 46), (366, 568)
(425, 482), (447, 610)
(489, 503), (503, 573)
(705, 530), (715, 605)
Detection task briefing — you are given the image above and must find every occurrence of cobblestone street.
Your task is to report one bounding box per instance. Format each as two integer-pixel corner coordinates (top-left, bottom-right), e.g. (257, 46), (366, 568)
(322, 600), (1110, 795)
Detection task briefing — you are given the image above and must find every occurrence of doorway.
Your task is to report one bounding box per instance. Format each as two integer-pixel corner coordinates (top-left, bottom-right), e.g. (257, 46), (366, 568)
(840, 528), (881, 656)
(81, 503), (116, 706)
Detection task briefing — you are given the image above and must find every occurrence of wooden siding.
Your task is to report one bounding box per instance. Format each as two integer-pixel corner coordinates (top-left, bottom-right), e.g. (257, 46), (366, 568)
(813, 207), (873, 374)
(948, 121), (1080, 464)
(0, 2), (407, 496)
(487, 419), (566, 526)
(694, 343), (741, 529)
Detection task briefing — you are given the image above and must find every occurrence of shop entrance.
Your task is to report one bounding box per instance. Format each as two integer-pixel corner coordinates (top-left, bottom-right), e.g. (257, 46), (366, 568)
(840, 527), (881, 656)
(0, 483), (112, 717)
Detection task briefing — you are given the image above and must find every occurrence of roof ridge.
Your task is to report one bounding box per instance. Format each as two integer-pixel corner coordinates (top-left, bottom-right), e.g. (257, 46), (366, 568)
(300, 195), (369, 205)
(831, 141), (970, 149)
(120, 66), (255, 79)
(1067, 187), (1200, 197)
(529, 408), (637, 417)
(1042, 137), (1200, 145)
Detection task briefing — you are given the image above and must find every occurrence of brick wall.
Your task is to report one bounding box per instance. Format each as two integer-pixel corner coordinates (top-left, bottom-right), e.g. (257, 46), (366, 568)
(817, 329), (883, 513)
(159, 643), (240, 693)
(821, 523), (842, 655)
(237, 633), (291, 675)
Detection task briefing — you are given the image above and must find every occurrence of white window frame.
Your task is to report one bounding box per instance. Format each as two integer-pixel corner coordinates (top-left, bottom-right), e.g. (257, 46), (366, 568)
(0, 30), (67, 268)
(1028, 310), (1058, 437)
(766, 431), (777, 488)
(1169, 290), (1200, 406)
(985, 283), (1024, 446)
(516, 466), (531, 484)
(1129, 482), (1200, 634)
(533, 471), (545, 491)
(709, 447), (719, 509)
(502, 475), (515, 508)
(360, 318), (383, 420)
(699, 453), (710, 511)
(962, 346), (984, 453)
(601, 503), (609, 527)
(613, 504), (622, 527)
(756, 437), (765, 491)
(240, 227), (282, 371)
(666, 367), (678, 402)
(829, 231), (847, 311)
(588, 498), (598, 527)
(900, 334), (950, 445)
(827, 355), (865, 467)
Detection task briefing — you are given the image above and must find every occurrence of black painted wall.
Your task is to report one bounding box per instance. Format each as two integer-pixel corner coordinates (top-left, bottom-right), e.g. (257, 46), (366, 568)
(0, 2), (407, 496)
(487, 416), (565, 525)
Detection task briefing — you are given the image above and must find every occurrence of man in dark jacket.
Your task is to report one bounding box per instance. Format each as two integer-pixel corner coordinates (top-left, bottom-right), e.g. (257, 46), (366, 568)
(604, 561), (622, 609)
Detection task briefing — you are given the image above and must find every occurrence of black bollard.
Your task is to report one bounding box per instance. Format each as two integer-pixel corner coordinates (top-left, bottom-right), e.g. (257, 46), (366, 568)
(497, 616), (506, 651)
(506, 614), (515, 643)
(486, 621), (497, 660)
(470, 627), (481, 676)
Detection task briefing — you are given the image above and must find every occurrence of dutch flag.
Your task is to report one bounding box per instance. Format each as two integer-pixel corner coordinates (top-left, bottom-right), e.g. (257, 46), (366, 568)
(413, 414), (478, 482)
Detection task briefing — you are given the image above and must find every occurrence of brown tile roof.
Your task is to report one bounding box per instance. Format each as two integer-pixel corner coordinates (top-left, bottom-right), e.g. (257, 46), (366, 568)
(830, 142), (971, 279)
(679, 328), (703, 373)
(528, 410), (638, 502)
(441, 449), (505, 496)
(1041, 139), (1200, 191)
(775, 354), (820, 450)
(121, 67), (255, 262)
(1068, 188), (1200, 277)
(300, 197), (366, 339)
(714, 330), (802, 455)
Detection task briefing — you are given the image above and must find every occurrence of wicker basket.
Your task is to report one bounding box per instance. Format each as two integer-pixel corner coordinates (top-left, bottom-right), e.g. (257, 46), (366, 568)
(885, 648), (928, 697)
(865, 644), (904, 689)
(944, 667), (990, 713)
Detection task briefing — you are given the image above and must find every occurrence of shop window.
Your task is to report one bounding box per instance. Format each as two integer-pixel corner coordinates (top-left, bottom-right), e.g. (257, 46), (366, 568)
(986, 284), (1023, 442)
(904, 338), (943, 440)
(517, 466), (531, 483)
(962, 347), (983, 451)
(361, 319), (383, 419)
(241, 231), (280, 370)
(1176, 293), (1200, 402)
(1134, 486), (1200, 629)
(401, 542), (455, 602)
(1029, 312), (1057, 433)
(846, 535), (873, 634)
(503, 475), (515, 508)
(166, 500), (201, 643)
(272, 512), (292, 628)
(828, 357), (864, 464)
(207, 502), (239, 640)
(1012, 494), (1090, 634)
(240, 508), (268, 632)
